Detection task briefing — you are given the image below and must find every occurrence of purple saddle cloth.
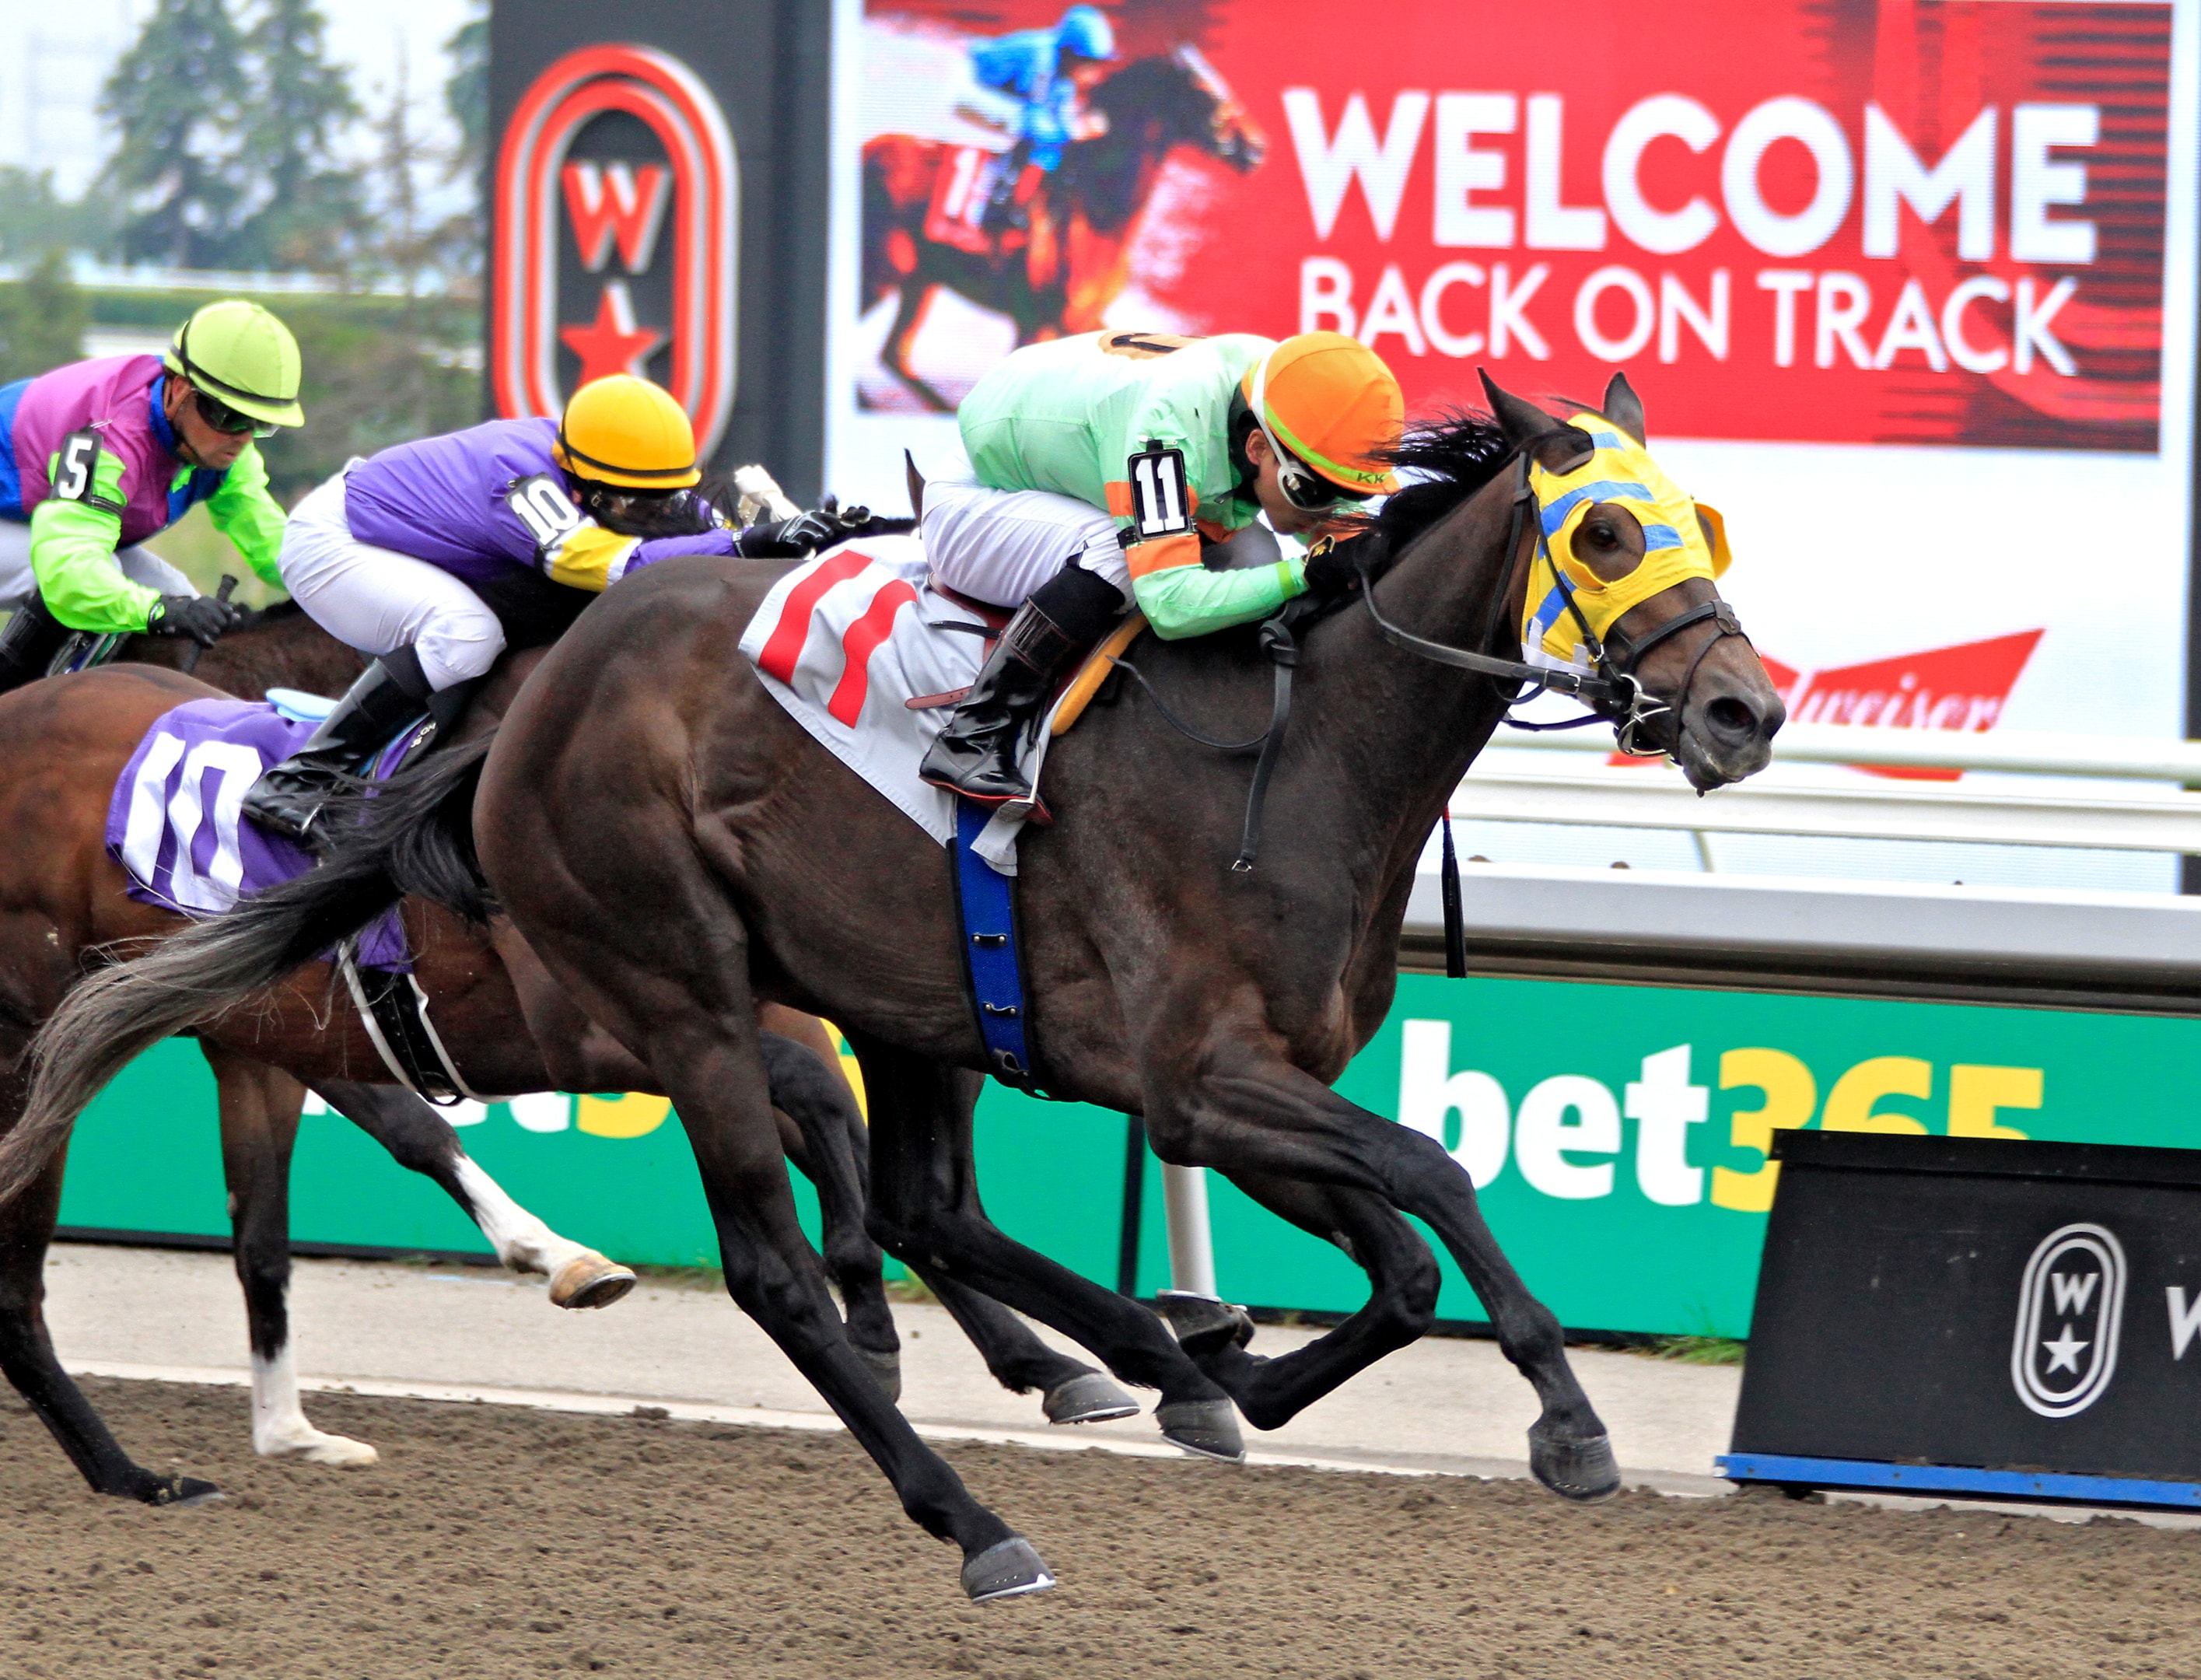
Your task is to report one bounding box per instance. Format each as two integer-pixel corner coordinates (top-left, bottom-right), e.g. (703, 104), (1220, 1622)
(106, 698), (411, 970)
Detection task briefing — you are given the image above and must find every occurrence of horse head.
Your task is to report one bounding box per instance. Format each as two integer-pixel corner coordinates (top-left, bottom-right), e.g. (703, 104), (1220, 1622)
(1169, 44), (1266, 173)
(1480, 370), (1783, 790)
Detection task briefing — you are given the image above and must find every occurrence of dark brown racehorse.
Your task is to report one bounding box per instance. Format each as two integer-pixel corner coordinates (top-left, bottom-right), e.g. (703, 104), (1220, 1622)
(10, 376), (1783, 1596)
(862, 47), (1264, 411)
(0, 618), (1125, 1500)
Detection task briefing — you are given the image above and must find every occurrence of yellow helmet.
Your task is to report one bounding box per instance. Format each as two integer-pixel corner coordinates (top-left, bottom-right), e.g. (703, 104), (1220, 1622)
(554, 375), (700, 488)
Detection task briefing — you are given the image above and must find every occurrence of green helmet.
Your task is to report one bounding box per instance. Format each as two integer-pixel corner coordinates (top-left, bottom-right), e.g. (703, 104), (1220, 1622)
(163, 299), (305, 429)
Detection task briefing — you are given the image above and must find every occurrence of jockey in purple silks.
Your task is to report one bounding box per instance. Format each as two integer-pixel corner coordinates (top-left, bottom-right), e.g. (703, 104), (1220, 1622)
(242, 373), (852, 842)
(0, 299), (305, 692)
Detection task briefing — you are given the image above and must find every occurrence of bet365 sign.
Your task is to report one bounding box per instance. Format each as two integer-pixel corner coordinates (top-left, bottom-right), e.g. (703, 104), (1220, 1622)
(490, 43), (739, 455)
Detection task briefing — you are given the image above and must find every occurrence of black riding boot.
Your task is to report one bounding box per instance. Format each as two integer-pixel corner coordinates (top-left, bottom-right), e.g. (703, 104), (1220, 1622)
(0, 592), (71, 697)
(241, 649), (438, 842)
(919, 563), (1123, 804)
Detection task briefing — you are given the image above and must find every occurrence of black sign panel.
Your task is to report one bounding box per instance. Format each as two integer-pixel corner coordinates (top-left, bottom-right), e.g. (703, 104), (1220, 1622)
(1734, 1132), (2201, 1482)
(486, 0), (831, 499)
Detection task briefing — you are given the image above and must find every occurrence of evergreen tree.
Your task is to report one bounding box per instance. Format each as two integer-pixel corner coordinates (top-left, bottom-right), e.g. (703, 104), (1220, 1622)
(0, 250), (89, 383)
(99, 0), (248, 268)
(233, 0), (364, 271)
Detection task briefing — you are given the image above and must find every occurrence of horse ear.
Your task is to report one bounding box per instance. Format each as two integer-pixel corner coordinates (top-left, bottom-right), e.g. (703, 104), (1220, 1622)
(1601, 372), (1646, 444)
(1479, 370), (1592, 470)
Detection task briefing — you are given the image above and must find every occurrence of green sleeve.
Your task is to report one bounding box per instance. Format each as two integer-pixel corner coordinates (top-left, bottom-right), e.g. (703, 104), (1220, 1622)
(204, 443), (288, 587)
(1133, 555), (1308, 640)
(28, 452), (162, 634)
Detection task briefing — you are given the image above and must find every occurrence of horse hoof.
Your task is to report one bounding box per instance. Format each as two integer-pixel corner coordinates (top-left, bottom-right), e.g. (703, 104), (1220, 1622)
(1528, 1426), (1622, 1503)
(961, 1536), (1056, 1602)
(856, 1344), (904, 1403)
(1155, 1290), (1255, 1360)
(261, 1430), (380, 1468)
(1042, 1370), (1139, 1425)
(1156, 1398), (1245, 1463)
(550, 1253), (639, 1310)
(146, 1476), (222, 1507)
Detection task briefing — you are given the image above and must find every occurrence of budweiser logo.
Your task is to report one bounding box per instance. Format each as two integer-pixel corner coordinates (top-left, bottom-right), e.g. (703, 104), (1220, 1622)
(1614, 630), (2044, 779)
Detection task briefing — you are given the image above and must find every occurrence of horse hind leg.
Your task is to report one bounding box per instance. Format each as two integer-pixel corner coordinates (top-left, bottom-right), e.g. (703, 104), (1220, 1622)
(758, 1021), (904, 1399)
(884, 282), (958, 413)
(206, 1045), (376, 1466)
(1157, 1171), (1440, 1433)
(916, 1266), (1137, 1425)
(311, 1080), (637, 1310)
(0, 1065), (216, 1503)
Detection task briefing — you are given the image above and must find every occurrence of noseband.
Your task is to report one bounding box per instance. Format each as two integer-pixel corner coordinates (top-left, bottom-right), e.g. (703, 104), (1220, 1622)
(1352, 450), (1750, 758)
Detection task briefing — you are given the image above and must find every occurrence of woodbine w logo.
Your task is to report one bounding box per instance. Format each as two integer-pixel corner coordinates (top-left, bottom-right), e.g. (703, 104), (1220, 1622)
(491, 43), (738, 455)
(2010, 1223), (2126, 1419)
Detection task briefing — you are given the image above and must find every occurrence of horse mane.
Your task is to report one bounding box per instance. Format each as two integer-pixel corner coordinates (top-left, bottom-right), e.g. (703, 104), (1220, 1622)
(1353, 409), (1514, 555)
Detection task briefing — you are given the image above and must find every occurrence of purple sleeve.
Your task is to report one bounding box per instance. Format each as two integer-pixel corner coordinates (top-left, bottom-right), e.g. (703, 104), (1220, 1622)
(623, 527), (740, 574)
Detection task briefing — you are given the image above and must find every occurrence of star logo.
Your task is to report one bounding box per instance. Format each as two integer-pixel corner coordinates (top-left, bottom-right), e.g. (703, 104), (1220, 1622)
(2041, 1325), (2089, 1375)
(559, 279), (664, 387)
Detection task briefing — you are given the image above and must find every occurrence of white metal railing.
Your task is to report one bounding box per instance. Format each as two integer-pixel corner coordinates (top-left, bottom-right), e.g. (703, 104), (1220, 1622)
(1459, 723), (2201, 863)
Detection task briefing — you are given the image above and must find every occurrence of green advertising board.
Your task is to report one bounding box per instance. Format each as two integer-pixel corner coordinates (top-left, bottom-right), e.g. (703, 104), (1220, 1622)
(56, 975), (2201, 1338)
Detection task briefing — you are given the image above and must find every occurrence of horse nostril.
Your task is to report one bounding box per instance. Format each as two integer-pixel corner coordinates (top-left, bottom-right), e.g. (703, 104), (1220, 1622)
(1702, 695), (1756, 740)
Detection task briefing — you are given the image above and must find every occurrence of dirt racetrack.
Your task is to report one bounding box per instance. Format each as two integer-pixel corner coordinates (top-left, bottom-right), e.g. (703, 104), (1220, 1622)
(2, 1377), (2196, 1679)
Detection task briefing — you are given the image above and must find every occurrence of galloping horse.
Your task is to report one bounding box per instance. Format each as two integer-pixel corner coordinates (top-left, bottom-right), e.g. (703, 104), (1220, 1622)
(0, 625), (1128, 1500)
(861, 47), (1264, 411)
(10, 376), (1783, 1596)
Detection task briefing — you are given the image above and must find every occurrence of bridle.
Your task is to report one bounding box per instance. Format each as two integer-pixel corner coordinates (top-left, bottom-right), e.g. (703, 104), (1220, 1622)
(1352, 449), (1748, 758)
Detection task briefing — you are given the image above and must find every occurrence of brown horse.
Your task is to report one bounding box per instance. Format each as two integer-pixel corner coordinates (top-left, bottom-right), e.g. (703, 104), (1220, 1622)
(0, 625), (1127, 1500)
(11, 376), (1783, 1596)
(861, 47), (1264, 411)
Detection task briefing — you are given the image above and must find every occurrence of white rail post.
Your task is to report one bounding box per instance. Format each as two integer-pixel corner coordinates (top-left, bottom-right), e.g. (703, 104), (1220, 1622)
(1161, 1164), (1218, 1297)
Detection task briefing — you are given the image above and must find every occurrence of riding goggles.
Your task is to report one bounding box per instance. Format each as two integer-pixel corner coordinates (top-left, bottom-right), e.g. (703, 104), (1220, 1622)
(1520, 414), (1732, 668)
(1247, 352), (1373, 516)
(194, 388), (279, 439)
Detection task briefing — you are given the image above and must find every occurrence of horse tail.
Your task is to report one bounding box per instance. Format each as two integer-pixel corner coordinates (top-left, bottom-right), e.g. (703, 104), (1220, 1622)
(0, 738), (495, 1210)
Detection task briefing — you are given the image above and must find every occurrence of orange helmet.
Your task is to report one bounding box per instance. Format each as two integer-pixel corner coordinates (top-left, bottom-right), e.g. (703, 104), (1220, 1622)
(1244, 333), (1403, 500)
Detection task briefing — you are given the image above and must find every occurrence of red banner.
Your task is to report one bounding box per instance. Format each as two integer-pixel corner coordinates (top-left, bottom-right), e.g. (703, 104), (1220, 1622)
(858, 0), (2173, 451)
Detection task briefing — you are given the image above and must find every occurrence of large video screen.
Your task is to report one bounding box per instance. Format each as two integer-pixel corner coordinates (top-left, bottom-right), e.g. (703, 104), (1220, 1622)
(826, 0), (2196, 815)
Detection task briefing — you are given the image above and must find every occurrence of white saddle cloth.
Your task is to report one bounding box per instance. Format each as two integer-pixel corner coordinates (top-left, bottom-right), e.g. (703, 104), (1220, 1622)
(736, 536), (1047, 871)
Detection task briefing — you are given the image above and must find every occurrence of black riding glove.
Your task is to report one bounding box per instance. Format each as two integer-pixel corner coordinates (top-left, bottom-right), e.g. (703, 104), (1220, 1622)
(146, 593), (242, 648)
(736, 502), (876, 559)
(1301, 534), (1376, 599)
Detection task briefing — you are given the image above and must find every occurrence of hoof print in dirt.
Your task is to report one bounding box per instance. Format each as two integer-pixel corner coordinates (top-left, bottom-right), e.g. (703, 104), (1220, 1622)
(961, 1536), (1056, 1602)
(1156, 1398), (1246, 1463)
(1528, 1427), (1622, 1503)
(1043, 1370), (1139, 1425)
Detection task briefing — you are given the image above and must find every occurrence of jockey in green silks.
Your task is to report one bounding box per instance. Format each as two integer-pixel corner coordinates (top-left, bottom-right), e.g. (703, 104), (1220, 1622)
(917, 328), (1405, 803)
(0, 299), (305, 692)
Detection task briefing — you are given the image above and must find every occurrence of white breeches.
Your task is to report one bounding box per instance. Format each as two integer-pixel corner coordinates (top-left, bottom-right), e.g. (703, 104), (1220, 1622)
(278, 467), (505, 691)
(919, 445), (1128, 609)
(0, 520), (197, 610)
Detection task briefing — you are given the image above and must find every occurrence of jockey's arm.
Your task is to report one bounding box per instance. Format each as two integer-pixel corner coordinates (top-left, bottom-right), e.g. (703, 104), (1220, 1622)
(200, 441), (288, 589)
(534, 521), (734, 592)
(25, 445), (163, 634)
(1125, 530), (1306, 639)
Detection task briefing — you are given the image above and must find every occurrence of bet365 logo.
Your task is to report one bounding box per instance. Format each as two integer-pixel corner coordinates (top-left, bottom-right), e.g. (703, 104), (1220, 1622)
(491, 43), (737, 456)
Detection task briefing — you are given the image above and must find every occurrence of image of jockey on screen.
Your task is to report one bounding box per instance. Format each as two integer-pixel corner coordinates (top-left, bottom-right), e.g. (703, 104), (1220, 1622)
(0, 299), (305, 693)
(243, 373), (855, 842)
(956, 3), (1118, 236)
(918, 328), (1403, 805)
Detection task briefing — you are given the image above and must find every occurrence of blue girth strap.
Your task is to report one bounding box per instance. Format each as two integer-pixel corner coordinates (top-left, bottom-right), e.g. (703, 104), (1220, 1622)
(952, 800), (1038, 1088)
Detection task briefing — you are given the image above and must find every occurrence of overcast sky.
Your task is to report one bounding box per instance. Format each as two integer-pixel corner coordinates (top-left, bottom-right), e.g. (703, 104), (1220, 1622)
(0, 0), (477, 205)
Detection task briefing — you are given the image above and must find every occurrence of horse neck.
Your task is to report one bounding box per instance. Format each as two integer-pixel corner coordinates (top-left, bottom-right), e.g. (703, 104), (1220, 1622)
(1299, 484), (1522, 880)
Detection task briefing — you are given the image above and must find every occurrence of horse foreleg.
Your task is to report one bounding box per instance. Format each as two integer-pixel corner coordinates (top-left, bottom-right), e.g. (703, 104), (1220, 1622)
(1145, 1037), (1618, 1502)
(0, 1066), (215, 1503)
(1155, 1172), (1440, 1431)
(852, 1033), (1239, 1461)
(758, 1020), (904, 1399)
(205, 1045), (377, 1465)
(884, 282), (959, 413)
(310, 1080), (636, 1310)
